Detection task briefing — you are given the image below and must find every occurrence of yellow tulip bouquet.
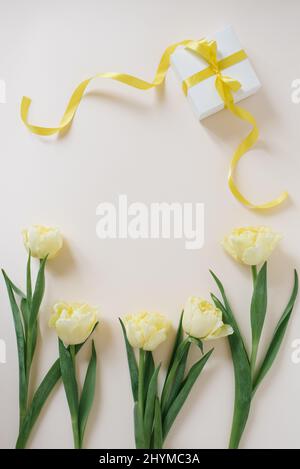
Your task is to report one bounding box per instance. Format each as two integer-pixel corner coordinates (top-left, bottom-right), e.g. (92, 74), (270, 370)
(2, 226), (98, 449)
(210, 226), (298, 449)
(120, 304), (233, 449)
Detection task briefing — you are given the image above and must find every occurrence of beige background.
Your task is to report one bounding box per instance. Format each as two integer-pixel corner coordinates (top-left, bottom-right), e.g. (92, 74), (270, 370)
(0, 0), (300, 449)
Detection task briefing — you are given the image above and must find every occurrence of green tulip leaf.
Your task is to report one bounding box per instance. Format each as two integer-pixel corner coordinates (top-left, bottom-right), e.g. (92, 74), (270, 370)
(161, 338), (190, 416)
(16, 358), (60, 448)
(161, 313), (189, 417)
(166, 311), (184, 375)
(144, 364), (161, 448)
(143, 351), (155, 403)
(153, 397), (163, 449)
(163, 348), (213, 440)
(26, 252), (32, 308)
(211, 293), (252, 449)
(78, 340), (97, 445)
(250, 262), (267, 372)
(29, 257), (47, 329)
(210, 270), (246, 348)
(253, 269), (298, 394)
(189, 336), (204, 354)
(163, 341), (191, 419)
(2, 270), (27, 426)
(210, 269), (250, 363)
(59, 340), (78, 415)
(1, 269), (26, 299)
(119, 318), (139, 402)
(20, 298), (30, 337)
(25, 258), (47, 374)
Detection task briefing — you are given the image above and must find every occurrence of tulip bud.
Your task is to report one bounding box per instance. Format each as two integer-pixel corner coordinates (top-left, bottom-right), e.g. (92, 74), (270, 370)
(123, 311), (171, 351)
(183, 297), (233, 340)
(222, 226), (281, 266)
(49, 302), (99, 345)
(22, 225), (63, 260)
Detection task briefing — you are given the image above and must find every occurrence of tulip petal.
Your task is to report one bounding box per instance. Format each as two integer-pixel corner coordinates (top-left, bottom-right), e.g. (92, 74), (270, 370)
(205, 324), (234, 340)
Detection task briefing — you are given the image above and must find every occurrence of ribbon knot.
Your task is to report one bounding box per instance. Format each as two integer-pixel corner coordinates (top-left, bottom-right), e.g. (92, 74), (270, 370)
(183, 39), (242, 103)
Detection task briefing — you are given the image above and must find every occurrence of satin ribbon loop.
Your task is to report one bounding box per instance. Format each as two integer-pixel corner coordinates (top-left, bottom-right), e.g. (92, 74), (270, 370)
(183, 39), (244, 98)
(186, 39), (218, 69)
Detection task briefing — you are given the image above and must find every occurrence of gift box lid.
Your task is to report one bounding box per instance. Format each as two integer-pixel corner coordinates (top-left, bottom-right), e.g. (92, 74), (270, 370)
(171, 26), (261, 120)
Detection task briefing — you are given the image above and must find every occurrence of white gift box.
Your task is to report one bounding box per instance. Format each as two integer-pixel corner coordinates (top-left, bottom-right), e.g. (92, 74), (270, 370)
(171, 26), (261, 120)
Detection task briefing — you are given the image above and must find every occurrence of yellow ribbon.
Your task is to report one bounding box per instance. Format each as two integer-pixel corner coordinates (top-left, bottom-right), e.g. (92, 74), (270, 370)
(20, 38), (288, 210)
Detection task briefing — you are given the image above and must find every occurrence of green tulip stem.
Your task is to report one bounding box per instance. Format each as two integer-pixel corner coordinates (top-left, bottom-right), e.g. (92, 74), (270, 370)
(72, 417), (81, 449)
(70, 345), (76, 368)
(250, 342), (258, 379)
(69, 345), (81, 449)
(138, 349), (145, 418)
(250, 265), (259, 378)
(251, 265), (257, 286)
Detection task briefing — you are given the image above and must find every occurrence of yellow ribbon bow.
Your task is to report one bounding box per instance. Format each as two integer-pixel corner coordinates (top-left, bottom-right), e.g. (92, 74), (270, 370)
(20, 38), (288, 210)
(183, 39), (243, 95)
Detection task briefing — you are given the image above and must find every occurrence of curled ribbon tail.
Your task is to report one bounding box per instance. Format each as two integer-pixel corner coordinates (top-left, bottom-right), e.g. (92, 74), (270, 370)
(226, 101), (289, 209)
